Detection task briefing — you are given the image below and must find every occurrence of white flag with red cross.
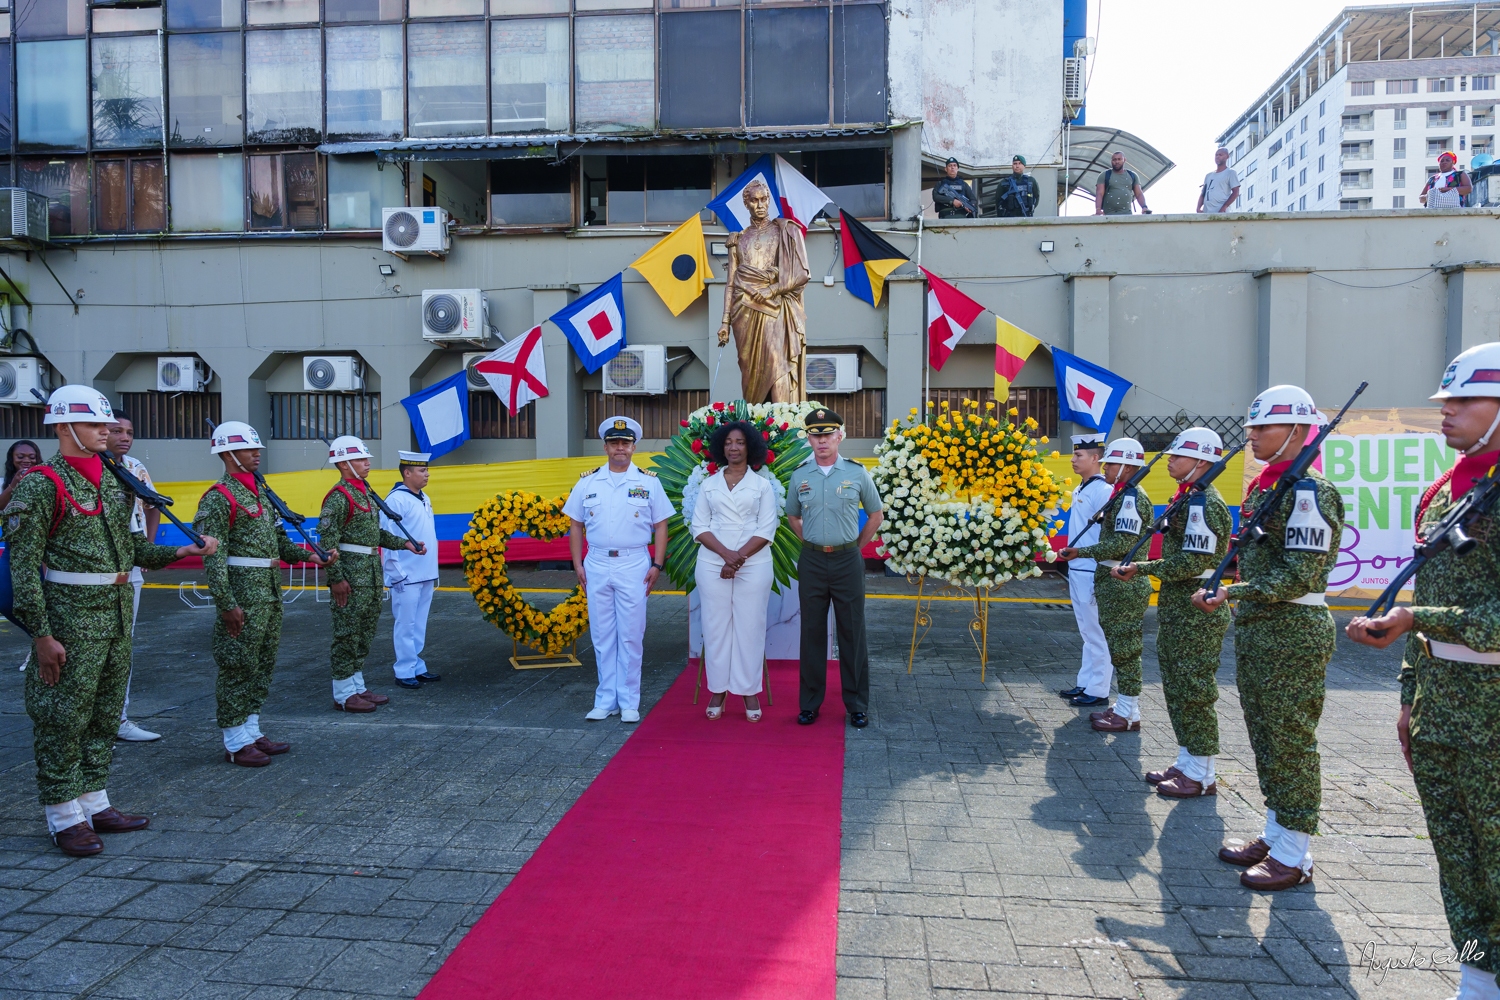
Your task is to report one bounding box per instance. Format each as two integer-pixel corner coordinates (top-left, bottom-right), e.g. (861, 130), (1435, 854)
(920, 267), (986, 371)
(474, 325), (549, 414)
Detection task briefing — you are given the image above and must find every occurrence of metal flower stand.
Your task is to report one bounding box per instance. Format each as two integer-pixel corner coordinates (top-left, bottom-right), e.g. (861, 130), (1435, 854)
(510, 638), (582, 671)
(905, 573), (992, 682)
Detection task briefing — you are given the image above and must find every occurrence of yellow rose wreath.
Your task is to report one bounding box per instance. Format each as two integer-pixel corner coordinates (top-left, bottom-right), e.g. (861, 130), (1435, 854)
(462, 489), (590, 655)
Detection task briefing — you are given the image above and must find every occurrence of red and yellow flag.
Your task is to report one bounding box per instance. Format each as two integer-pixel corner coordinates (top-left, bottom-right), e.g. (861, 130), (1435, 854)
(994, 316), (1041, 400)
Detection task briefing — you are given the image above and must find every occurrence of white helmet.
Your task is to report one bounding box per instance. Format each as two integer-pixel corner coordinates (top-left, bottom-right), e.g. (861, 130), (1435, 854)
(1245, 385), (1320, 427)
(327, 435), (373, 464)
(1432, 343), (1500, 399)
(1165, 427), (1224, 461)
(43, 385), (114, 425)
(1101, 437), (1147, 467)
(211, 421), (263, 455)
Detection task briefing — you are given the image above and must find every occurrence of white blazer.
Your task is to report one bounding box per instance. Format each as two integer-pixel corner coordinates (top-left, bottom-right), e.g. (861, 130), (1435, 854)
(691, 469), (779, 568)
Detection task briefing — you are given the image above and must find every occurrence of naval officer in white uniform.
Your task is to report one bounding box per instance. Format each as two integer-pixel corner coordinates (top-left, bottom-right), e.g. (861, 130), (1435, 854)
(563, 416), (674, 723)
(1058, 432), (1116, 707)
(381, 451), (441, 689)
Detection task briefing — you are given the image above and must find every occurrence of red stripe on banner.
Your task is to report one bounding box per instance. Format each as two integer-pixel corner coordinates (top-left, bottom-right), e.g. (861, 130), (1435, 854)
(418, 659), (844, 1000)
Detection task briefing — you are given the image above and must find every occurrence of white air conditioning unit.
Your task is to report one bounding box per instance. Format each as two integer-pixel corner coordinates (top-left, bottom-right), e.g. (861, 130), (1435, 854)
(303, 355), (365, 393)
(1063, 57), (1086, 103)
(0, 356), (48, 404)
(156, 356), (209, 393)
(422, 289), (487, 343)
(602, 345), (667, 395)
(463, 351), (494, 390)
(382, 206), (450, 254)
(804, 353), (862, 393)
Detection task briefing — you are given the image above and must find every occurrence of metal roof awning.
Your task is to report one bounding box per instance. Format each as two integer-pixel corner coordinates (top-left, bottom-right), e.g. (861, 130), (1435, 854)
(1064, 126), (1175, 196)
(319, 127), (893, 161)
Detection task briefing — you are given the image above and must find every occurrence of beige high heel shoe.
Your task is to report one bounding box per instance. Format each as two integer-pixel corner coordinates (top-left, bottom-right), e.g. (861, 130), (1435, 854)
(745, 698), (762, 722)
(706, 695), (726, 720)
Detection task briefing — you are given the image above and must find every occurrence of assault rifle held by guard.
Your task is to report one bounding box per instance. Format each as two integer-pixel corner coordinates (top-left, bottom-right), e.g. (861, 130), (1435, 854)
(1362, 469), (1500, 637)
(317, 436), (425, 552)
(1200, 380), (1368, 596)
(1086, 450), (1167, 528)
(1117, 442), (1245, 567)
(205, 419), (331, 562)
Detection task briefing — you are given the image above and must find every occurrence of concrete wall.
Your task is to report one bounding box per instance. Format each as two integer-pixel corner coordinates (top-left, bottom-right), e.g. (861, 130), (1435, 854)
(4, 206), (1498, 481)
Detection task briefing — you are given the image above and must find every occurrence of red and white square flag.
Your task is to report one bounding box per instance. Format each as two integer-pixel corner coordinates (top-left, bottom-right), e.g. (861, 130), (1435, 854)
(920, 268), (986, 371)
(548, 272), (627, 374)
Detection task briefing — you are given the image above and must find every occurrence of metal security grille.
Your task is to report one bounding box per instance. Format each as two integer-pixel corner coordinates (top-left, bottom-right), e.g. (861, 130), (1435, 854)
(814, 388), (886, 438)
(118, 391), (222, 439)
(585, 390), (709, 439)
(469, 392), (535, 439)
(0, 404), (46, 439)
(923, 387), (1058, 439)
(269, 393), (380, 441)
(1122, 413), (1244, 452)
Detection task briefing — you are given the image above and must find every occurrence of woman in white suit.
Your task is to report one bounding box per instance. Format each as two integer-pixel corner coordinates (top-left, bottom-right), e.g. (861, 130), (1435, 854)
(692, 420), (779, 721)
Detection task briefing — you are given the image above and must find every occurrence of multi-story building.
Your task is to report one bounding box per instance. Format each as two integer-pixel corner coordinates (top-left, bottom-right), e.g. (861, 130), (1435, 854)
(1218, 3), (1500, 213)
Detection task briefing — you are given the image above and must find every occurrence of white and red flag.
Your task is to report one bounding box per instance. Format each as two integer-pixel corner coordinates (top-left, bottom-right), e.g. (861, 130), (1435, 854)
(548, 272), (627, 374)
(920, 268), (986, 371)
(774, 155), (834, 231)
(475, 325), (549, 414)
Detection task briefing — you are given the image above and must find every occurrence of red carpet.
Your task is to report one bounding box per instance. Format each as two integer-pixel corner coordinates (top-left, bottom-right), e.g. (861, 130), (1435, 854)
(419, 659), (845, 1000)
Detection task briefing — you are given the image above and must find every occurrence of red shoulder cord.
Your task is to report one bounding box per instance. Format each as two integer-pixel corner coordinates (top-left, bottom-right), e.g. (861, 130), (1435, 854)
(1413, 469), (1455, 540)
(21, 465), (103, 536)
(325, 479), (371, 526)
(211, 481), (263, 529)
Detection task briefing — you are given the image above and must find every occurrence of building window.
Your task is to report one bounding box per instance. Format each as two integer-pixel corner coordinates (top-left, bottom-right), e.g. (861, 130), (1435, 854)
(1428, 137), (1453, 157)
(1477, 105), (1497, 126)
(832, 3), (887, 125)
(1234, 140), (1245, 160)
(1319, 99), (1326, 115)
(1318, 126), (1325, 144)
(574, 14), (655, 132)
(469, 394), (536, 439)
(248, 151), (322, 230)
(1428, 109), (1451, 127)
(489, 158), (572, 226)
(1393, 196), (1405, 208)
(409, 20), (488, 137)
(1387, 78), (1417, 94)
(327, 24), (405, 141)
(1243, 160), (1256, 176)
(247, 0), (320, 25)
(1394, 137), (1406, 158)
(1300, 116), (1308, 133)
(328, 154), (406, 229)
(116, 392), (223, 439)
(412, 0), (484, 15)
(17, 39), (87, 149)
(95, 156), (165, 233)
(594, 154), (711, 224)
(1393, 166), (1406, 188)
(661, 10), (740, 128)
(246, 28), (322, 143)
(91, 35), (163, 149)
(1299, 195), (1306, 209)
(269, 392), (381, 440)
(1350, 80), (1373, 96)
(1341, 113), (1372, 131)
(18, 157), (89, 235)
(0, 44), (11, 150)
(1475, 75), (1497, 91)
(1475, 135), (1495, 154)
(1299, 168), (1307, 185)
(794, 148), (885, 218)
(1429, 77), (1454, 93)
(14, 0), (85, 38)
(1271, 190), (1277, 206)
(1317, 182), (1324, 199)
(1268, 139), (1282, 156)
(491, 17), (570, 133)
(1248, 184), (1254, 200)
(327, 0), (405, 22)
(169, 0), (242, 29)
(1394, 107), (1407, 129)
(168, 33), (244, 146)
(1299, 142), (1307, 159)
(747, 6), (828, 126)
(170, 152), (246, 232)
(1287, 178), (1294, 194)
(1271, 166), (1278, 181)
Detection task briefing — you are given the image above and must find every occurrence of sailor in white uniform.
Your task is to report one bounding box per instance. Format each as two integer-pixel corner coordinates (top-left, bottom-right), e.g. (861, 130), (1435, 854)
(1059, 433), (1116, 707)
(563, 416), (674, 723)
(381, 451), (441, 689)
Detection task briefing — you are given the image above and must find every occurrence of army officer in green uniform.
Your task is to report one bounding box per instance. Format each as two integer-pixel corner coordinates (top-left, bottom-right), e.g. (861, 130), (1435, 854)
(787, 408), (883, 728)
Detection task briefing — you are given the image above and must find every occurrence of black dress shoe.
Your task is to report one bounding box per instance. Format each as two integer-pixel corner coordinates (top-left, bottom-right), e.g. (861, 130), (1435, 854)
(1070, 694), (1110, 707)
(797, 709), (819, 725)
(849, 712), (868, 729)
(415, 673), (441, 683)
(1058, 686), (1086, 699)
(396, 677), (421, 689)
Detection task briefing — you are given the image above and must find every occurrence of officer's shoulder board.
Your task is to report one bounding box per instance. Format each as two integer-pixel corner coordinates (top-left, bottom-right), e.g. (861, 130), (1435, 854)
(580, 467), (600, 478)
(641, 469), (657, 477)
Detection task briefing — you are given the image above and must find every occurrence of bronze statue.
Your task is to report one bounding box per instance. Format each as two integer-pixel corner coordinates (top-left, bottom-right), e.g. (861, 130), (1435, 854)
(716, 179), (810, 403)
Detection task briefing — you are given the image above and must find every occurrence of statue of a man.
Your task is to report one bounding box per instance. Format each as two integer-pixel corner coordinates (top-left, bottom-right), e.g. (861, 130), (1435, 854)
(716, 179), (810, 403)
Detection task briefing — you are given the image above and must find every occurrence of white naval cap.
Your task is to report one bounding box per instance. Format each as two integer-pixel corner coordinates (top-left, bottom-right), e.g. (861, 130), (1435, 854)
(1070, 432), (1106, 450)
(398, 450), (431, 466)
(599, 416), (643, 441)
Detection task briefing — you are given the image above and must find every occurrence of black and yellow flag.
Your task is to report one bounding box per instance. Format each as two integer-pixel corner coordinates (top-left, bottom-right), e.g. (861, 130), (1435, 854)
(630, 216), (710, 316)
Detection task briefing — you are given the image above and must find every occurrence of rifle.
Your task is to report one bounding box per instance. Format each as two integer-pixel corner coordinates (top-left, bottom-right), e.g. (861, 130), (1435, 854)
(204, 419), (331, 562)
(1086, 450), (1167, 528)
(1201, 381), (1368, 595)
(318, 437), (424, 552)
(1118, 441), (1246, 567)
(1363, 469), (1500, 637)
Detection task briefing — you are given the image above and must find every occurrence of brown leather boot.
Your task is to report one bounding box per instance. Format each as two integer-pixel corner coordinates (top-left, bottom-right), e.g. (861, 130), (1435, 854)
(1218, 838), (1272, 866)
(1091, 711), (1140, 732)
(335, 694), (377, 713)
(225, 745), (272, 767)
(1144, 765), (1182, 785)
(254, 736), (291, 755)
(1156, 774), (1216, 798)
(89, 807), (150, 833)
(1240, 857), (1312, 891)
(54, 822), (104, 856)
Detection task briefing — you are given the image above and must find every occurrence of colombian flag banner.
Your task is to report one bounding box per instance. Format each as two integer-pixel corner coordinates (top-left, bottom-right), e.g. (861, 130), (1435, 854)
(839, 210), (908, 307)
(994, 316), (1041, 399)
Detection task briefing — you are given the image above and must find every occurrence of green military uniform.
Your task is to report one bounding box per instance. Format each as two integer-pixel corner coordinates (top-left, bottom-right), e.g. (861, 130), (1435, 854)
(1228, 470), (1343, 838)
(1075, 484), (1154, 700)
(786, 427), (882, 719)
(319, 478), (403, 693)
(1135, 485), (1233, 759)
(1399, 471), (1500, 975)
(194, 476), (309, 734)
(4, 455), (181, 807)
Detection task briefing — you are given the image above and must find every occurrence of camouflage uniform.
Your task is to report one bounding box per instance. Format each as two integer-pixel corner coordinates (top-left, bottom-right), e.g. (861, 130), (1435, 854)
(1398, 477), (1500, 974)
(318, 479), (403, 684)
(1075, 484), (1153, 698)
(1227, 471), (1343, 836)
(4, 456), (181, 805)
(1134, 485), (1233, 755)
(193, 476), (310, 729)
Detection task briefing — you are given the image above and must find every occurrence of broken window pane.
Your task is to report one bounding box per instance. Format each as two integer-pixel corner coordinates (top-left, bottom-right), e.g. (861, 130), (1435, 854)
(249, 154), (285, 229)
(491, 17), (569, 132)
(408, 21), (487, 137)
(327, 24), (404, 139)
(489, 158), (572, 225)
(92, 35), (164, 149)
(168, 32), (244, 146)
(659, 10), (739, 128)
(328, 154), (406, 229)
(247, 28), (323, 142)
(747, 6), (828, 126)
(574, 15), (654, 132)
(833, 3), (884, 124)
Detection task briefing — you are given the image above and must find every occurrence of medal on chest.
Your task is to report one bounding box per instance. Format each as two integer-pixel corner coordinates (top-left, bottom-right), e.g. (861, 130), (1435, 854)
(1180, 494), (1218, 554)
(1284, 479), (1333, 552)
(1113, 494), (1142, 536)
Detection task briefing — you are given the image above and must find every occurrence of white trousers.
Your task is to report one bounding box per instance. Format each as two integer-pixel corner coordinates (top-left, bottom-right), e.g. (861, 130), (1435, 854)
(390, 579), (436, 679)
(121, 579), (142, 721)
(695, 552), (772, 696)
(585, 550), (650, 714)
(1068, 569), (1112, 697)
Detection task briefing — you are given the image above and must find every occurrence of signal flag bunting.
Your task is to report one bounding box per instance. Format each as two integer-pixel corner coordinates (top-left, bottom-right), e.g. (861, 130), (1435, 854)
(630, 216), (711, 316)
(547, 273), (628, 374)
(838, 210), (908, 307)
(473, 325), (549, 415)
(920, 268), (986, 371)
(1052, 347), (1133, 434)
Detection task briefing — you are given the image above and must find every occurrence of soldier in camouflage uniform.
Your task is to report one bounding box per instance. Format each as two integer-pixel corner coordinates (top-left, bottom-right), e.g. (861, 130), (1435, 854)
(1115, 428), (1232, 799)
(1197, 384), (1343, 892)
(1349, 343), (1500, 996)
(1058, 437), (1152, 730)
(320, 436), (422, 713)
(195, 421), (332, 767)
(4, 386), (216, 856)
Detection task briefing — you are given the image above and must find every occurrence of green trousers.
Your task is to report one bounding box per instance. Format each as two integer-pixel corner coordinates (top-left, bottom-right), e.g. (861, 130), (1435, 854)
(26, 636), (131, 805)
(1156, 580), (1229, 756)
(1413, 739), (1500, 974)
(1094, 569), (1152, 697)
(1234, 605), (1334, 835)
(214, 602), (283, 728)
(330, 582), (382, 681)
(798, 547), (869, 714)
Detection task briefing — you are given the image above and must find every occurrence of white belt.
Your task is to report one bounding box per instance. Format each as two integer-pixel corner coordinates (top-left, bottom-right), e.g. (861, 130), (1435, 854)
(44, 569), (129, 586)
(226, 556), (276, 568)
(589, 545), (648, 557)
(1196, 569), (1217, 579)
(1281, 592), (1327, 606)
(1421, 634), (1500, 664)
(338, 543), (374, 555)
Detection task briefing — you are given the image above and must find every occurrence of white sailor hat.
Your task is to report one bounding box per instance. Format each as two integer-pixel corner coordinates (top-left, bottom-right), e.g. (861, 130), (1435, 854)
(1070, 432), (1106, 450)
(398, 450), (431, 466)
(599, 416), (643, 441)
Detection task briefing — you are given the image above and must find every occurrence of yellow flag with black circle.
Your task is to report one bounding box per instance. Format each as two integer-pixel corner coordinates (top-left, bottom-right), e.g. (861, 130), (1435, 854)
(630, 215), (710, 316)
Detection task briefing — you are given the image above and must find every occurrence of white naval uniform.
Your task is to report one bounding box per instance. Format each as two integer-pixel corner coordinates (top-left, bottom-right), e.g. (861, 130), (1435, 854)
(562, 463), (674, 714)
(1066, 474), (1113, 698)
(380, 485), (439, 680)
(120, 454), (152, 721)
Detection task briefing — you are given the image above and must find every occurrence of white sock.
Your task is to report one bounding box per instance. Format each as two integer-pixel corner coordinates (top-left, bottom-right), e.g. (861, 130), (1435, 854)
(1458, 964), (1500, 1000)
(78, 789), (111, 819)
(332, 676), (362, 705)
(244, 714), (263, 740)
(1174, 746), (1190, 771)
(1113, 694), (1140, 721)
(44, 799), (85, 835)
(222, 723), (256, 753)
(353, 670), (366, 694)
(1261, 808), (1284, 845)
(1269, 828), (1312, 870)
(1182, 754), (1216, 784)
